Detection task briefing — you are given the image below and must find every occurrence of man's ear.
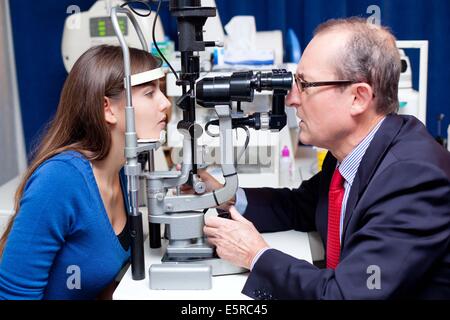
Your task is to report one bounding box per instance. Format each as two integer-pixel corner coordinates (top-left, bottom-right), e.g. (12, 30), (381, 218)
(104, 97), (118, 125)
(350, 83), (374, 116)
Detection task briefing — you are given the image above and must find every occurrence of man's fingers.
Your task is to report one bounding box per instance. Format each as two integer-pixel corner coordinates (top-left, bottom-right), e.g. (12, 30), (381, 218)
(203, 226), (219, 248)
(180, 184), (192, 191)
(229, 206), (252, 226)
(197, 168), (208, 176)
(206, 235), (218, 246)
(198, 169), (221, 185)
(205, 216), (230, 228)
(203, 226), (217, 237)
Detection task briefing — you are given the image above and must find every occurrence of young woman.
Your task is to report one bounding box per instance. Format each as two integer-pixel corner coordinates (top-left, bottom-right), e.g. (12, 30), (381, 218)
(0, 45), (171, 299)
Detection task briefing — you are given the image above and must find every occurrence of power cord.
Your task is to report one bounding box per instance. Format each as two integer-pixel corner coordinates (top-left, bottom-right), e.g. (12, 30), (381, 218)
(152, 0), (179, 80)
(120, 0), (152, 17)
(205, 120), (251, 163)
(120, 0), (179, 80)
(235, 125), (250, 163)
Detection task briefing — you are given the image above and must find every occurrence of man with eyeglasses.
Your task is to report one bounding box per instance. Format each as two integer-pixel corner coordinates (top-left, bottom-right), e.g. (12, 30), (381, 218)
(199, 17), (450, 299)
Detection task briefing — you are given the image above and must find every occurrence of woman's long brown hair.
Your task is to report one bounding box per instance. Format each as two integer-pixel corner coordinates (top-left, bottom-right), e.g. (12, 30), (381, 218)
(0, 45), (160, 256)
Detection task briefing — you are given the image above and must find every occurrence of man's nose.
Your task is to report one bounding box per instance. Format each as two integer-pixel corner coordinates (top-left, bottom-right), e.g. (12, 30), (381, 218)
(285, 83), (301, 108)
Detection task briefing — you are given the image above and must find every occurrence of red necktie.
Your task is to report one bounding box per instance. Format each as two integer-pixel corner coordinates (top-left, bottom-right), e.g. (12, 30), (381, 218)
(326, 168), (345, 269)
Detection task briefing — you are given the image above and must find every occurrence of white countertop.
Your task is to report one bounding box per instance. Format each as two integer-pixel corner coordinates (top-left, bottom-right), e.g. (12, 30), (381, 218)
(113, 229), (312, 300)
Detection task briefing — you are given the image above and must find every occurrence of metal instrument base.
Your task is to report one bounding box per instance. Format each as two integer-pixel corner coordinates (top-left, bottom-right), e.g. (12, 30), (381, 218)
(149, 263), (212, 290)
(161, 253), (248, 276)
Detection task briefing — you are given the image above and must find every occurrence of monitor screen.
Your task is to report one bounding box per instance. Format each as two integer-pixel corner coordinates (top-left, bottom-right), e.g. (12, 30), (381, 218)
(90, 16), (128, 38)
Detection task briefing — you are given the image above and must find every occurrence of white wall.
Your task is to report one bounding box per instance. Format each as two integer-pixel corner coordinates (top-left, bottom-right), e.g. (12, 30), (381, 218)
(0, 0), (26, 234)
(0, 0), (26, 186)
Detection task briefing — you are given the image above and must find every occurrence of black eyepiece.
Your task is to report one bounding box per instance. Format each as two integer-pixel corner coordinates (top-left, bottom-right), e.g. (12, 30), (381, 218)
(196, 69), (292, 108)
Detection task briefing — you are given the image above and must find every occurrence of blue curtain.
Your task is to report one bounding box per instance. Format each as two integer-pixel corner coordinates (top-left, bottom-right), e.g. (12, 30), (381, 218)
(9, 0), (450, 155)
(9, 0), (96, 156)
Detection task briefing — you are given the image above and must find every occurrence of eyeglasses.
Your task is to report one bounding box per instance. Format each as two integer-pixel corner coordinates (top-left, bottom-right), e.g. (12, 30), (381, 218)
(294, 74), (355, 93)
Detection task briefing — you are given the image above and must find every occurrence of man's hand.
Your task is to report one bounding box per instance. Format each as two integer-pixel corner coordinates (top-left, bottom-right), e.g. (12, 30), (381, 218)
(203, 207), (269, 270)
(177, 165), (236, 211)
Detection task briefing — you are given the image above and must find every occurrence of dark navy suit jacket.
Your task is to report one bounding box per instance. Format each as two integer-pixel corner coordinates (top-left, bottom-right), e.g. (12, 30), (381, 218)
(241, 114), (450, 299)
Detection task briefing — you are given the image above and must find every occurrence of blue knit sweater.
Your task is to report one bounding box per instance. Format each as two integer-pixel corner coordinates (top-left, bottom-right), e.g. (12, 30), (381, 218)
(0, 151), (130, 300)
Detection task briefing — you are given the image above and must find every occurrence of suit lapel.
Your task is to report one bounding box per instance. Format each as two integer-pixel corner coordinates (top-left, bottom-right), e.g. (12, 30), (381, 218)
(341, 114), (405, 242)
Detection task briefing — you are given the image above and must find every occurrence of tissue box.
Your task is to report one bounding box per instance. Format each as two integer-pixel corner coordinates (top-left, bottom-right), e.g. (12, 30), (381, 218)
(223, 49), (275, 66)
(214, 48), (275, 67)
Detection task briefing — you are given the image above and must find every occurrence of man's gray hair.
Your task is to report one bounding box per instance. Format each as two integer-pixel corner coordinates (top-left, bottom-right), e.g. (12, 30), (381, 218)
(314, 17), (401, 115)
